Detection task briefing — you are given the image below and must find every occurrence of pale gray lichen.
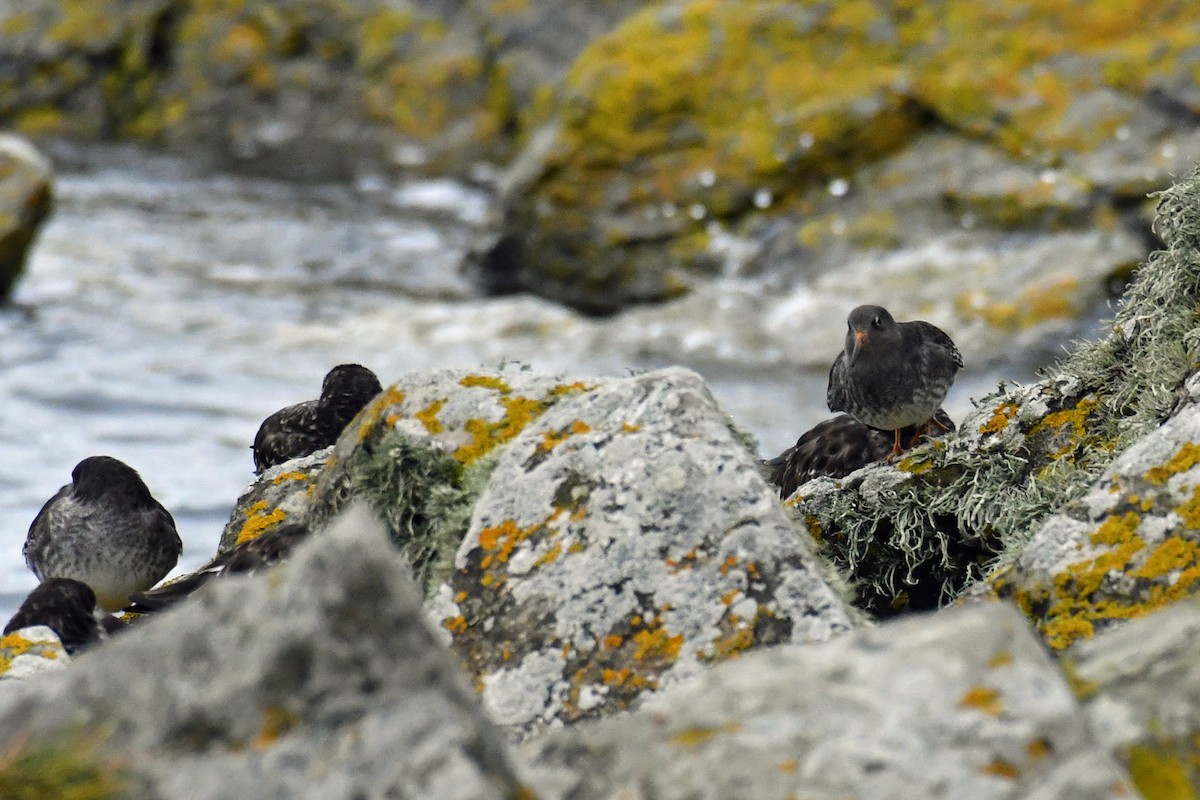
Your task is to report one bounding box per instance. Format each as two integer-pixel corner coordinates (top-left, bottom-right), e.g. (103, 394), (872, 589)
(792, 164), (1200, 617)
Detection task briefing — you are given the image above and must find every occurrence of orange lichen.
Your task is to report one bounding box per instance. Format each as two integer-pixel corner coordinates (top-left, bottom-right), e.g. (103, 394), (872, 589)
(603, 634), (624, 649)
(959, 685), (1004, 716)
(414, 399), (446, 434)
(355, 386), (407, 442)
(631, 627), (683, 663)
(478, 519), (539, 568)
(270, 471), (309, 484)
(459, 375), (512, 393)
(454, 394), (551, 463)
(236, 501), (287, 545)
(1028, 739), (1053, 760)
(253, 706), (299, 750)
(987, 651), (1014, 668)
(979, 402), (1019, 434)
(444, 615), (468, 635)
(980, 760), (1020, 780)
(1146, 442), (1200, 485)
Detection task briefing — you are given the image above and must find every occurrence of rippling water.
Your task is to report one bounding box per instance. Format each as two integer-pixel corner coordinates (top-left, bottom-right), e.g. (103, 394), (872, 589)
(0, 144), (1051, 621)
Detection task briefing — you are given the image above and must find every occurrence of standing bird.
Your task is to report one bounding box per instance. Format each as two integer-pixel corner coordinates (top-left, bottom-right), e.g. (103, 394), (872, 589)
(24, 456), (182, 612)
(252, 364), (382, 473)
(827, 305), (962, 458)
(4, 578), (106, 655)
(126, 521), (309, 613)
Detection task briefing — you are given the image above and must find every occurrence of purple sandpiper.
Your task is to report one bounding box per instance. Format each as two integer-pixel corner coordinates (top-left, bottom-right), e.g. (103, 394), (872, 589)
(127, 521), (309, 613)
(252, 364), (382, 473)
(826, 305), (962, 458)
(764, 409), (956, 498)
(23, 456), (182, 612)
(4, 577), (105, 655)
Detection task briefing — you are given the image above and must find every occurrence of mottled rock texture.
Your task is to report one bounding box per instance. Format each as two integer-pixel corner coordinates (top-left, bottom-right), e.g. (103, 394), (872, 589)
(0, 134), (52, 300)
(520, 601), (1135, 800)
(223, 365), (858, 738)
(0, 625), (68, 680)
(0, 507), (528, 800)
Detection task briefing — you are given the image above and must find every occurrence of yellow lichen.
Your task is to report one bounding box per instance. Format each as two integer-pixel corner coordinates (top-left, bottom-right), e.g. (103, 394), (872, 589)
(1125, 744), (1198, 800)
(987, 651), (1013, 668)
(270, 471), (309, 484)
(253, 706), (299, 750)
(979, 402), (1019, 435)
(959, 685), (1004, 716)
(980, 760), (1020, 780)
(454, 394), (550, 463)
(1146, 442), (1200, 485)
(414, 399), (445, 434)
(631, 627), (683, 663)
(235, 501), (286, 545)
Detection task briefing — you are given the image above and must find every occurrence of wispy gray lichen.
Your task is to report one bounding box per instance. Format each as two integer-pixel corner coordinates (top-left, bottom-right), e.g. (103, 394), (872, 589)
(793, 165), (1200, 617)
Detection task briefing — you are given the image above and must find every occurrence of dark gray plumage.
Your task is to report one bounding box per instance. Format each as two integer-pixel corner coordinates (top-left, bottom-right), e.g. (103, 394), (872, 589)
(763, 410), (956, 499)
(252, 364), (382, 473)
(23, 456), (182, 612)
(126, 521), (309, 613)
(4, 578), (105, 655)
(827, 305), (962, 457)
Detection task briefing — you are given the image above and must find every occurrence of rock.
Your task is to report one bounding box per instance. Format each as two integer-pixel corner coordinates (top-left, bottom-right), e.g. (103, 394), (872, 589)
(991, 398), (1200, 650)
(0, 506), (528, 800)
(428, 366), (856, 738)
(788, 162), (1200, 623)
(519, 601), (1135, 800)
(481, 0), (1195, 321)
(219, 447), (329, 552)
(221, 365), (856, 739)
(0, 134), (53, 301)
(1069, 597), (1200, 795)
(0, 0), (641, 179)
(0, 626), (69, 680)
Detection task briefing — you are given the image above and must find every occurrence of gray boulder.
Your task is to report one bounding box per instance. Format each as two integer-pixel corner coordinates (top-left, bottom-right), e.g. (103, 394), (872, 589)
(1070, 597), (1200, 786)
(222, 365), (858, 739)
(519, 601), (1135, 800)
(0, 506), (527, 800)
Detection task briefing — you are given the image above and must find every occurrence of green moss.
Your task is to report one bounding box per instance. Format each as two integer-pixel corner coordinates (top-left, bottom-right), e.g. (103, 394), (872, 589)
(308, 427), (483, 596)
(0, 731), (129, 800)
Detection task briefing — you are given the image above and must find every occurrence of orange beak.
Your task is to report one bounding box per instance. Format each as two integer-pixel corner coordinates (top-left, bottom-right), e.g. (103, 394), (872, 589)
(849, 330), (867, 365)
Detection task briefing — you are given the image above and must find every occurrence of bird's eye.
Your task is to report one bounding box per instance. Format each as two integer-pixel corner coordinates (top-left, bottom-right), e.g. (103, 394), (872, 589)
(872, 316), (881, 328)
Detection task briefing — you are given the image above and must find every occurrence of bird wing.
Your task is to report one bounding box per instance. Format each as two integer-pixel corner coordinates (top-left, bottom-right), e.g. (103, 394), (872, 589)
(252, 401), (326, 473)
(909, 321), (963, 370)
(826, 355), (850, 412)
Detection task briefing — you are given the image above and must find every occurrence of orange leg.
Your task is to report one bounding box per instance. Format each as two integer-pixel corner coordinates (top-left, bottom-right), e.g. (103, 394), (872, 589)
(889, 428), (904, 459)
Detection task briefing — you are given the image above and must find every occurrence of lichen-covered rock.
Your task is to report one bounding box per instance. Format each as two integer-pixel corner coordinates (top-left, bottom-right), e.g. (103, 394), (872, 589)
(219, 447), (328, 552)
(0, 0), (644, 178)
(482, 0), (1197, 317)
(1068, 597), (1200, 797)
(993, 396), (1200, 651)
(519, 601), (1135, 800)
(0, 626), (68, 680)
(0, 506), (528, 800)
(222, 365), (856, 739)
(429, 366), (857, 738)
(0, 134), (53, 301)
(788, 163), (1200, 625)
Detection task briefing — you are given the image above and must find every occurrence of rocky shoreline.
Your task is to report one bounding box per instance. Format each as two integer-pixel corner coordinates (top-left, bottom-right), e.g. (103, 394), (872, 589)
(1, 165), (1199, 796)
